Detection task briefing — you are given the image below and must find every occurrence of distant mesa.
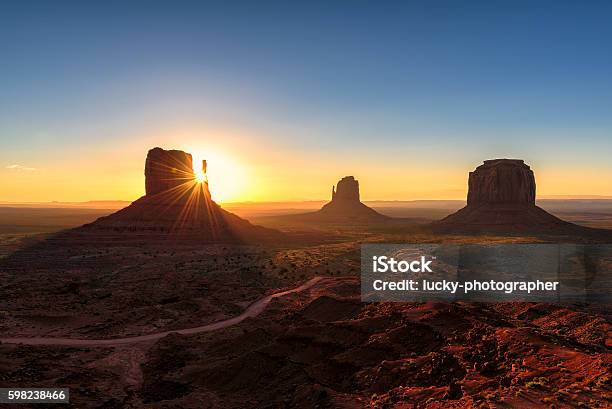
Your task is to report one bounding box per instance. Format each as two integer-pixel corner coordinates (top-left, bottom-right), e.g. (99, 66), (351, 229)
(78, 147), (280, 242)
(434, 159), (576, 233)
(296, 176), (389, 223)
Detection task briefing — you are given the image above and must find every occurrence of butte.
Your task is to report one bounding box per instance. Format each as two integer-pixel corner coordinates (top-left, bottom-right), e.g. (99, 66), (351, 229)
(433, 159), (598, 234)
(73, 147), (281, 243)
(294, 176), (389, 223)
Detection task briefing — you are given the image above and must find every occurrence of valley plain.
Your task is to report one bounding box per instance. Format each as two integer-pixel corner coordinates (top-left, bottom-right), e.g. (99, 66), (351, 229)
(0, 200), (610, 408)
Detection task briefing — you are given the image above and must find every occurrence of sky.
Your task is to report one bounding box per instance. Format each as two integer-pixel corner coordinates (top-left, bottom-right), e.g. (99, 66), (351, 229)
(1, 1), (612, 202)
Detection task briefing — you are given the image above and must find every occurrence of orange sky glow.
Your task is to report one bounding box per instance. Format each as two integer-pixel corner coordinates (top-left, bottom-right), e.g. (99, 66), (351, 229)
(1, 129), (611, 204)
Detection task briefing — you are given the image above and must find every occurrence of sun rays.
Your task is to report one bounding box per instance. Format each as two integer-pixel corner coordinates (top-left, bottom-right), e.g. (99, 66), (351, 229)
(193, 158), (208, 184)
(190, 150), (246, 203)
(142, 154), (229, 238)
(84, 147), (248, 239)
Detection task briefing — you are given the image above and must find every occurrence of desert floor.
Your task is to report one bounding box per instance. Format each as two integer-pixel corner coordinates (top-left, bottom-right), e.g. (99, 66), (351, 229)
(0, 204), (610, 408)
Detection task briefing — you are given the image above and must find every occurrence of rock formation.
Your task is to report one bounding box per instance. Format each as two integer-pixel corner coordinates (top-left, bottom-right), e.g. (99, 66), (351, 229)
(78, 147), (280, 242)
(333, 176), (360, 202)
(434, 159), (571, 232)
(299, 176), (388, 222)
(467, 160), (536, 206)
(144, 148), (198, 196)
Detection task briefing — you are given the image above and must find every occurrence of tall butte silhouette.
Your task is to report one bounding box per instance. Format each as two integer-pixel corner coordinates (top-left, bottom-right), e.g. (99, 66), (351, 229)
(79, 147), (281, 242)
(296, 176), (388, 222)
(434, 159), (583, 233)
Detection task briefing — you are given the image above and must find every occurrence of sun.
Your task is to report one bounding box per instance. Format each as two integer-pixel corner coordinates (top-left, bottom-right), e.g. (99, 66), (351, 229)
(193, 166), (207, 183)
(190, 150), (246, 202)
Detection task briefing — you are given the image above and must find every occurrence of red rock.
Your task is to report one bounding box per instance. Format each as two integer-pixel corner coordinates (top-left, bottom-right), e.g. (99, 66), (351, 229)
(467, 159), (535, 205)
(332, 176), (360, 202)
(306, 176), (389, 222)
(78, 147), (281, 242)
(144, 147), (198, 196)
(434, 159), (573, 232)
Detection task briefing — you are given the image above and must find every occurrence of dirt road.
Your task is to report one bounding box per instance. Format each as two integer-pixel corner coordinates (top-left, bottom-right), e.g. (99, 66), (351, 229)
(0, 276), (326, 346)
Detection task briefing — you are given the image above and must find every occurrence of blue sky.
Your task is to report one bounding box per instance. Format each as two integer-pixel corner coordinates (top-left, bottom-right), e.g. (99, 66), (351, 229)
(1, 1), (611, 201)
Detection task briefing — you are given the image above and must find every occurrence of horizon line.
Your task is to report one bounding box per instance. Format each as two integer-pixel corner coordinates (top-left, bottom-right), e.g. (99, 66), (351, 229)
(2, 195), (612, 208)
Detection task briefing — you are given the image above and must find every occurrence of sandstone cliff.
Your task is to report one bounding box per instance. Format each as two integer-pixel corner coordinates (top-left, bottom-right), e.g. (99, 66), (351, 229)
(435, 159), (572, 232)
(302, 176), (388, 222)
(467, 159), (535, 205)
(144, 148), (198, 196)
(79, 147), (280, 242)
(332, 176), (361, 202)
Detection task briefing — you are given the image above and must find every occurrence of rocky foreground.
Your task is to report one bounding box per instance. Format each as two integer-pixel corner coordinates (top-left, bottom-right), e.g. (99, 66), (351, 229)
(131, 278), (610, 408)
(0, 275), (609, 408)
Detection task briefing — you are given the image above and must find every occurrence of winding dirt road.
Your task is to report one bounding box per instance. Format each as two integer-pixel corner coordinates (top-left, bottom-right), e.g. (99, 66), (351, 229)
(0, 276), (326, 347)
